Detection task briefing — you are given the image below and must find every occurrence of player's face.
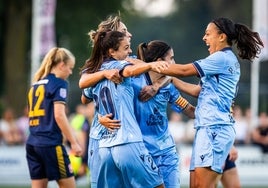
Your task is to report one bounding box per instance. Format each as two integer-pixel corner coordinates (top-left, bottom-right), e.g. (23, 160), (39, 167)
(60, 60), (75, 80)
(203, 22), (226, 55)
(118, 22), (132, 41)
(163, 48), (175, 64)
(111, 37), (132, 60)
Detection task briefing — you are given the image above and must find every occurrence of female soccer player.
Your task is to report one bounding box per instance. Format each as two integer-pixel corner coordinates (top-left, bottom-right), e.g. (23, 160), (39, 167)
(135, 17), (263, 188)
(79, 13), (170, 188)
(131, 40), (195, 188)
(83, 30), (168, 187)
(26, 47), (82, 188)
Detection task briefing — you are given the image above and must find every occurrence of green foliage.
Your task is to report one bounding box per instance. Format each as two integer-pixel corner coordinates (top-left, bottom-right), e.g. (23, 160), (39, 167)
(55, 0), (125, 110)
(0, 0), (267, 113)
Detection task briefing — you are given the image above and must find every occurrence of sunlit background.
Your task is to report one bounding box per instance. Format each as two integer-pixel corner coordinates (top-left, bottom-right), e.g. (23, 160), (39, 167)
(0, 0), (267, 116)
(0, 0), (267, 187)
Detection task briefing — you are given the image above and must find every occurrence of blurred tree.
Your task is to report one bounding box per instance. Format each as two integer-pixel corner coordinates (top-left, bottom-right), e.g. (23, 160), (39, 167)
(1, 0), (31, 116)
(0, 0), (266, 115)
(56, 0), (125, 111)
(0, 0), (124, 115)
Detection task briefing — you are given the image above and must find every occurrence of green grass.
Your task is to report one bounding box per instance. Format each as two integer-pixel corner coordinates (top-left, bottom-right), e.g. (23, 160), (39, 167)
(0, 186), (267, 188)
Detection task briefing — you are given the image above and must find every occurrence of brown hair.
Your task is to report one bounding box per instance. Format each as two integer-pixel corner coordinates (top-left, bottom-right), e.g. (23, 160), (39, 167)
(81, 31), (126, 73)
(212, 17), (263, 60)
(137, 40), (171, 62)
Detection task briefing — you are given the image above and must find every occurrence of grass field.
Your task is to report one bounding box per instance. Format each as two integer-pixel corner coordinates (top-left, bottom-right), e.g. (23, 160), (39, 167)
(0, 186), (267, 188)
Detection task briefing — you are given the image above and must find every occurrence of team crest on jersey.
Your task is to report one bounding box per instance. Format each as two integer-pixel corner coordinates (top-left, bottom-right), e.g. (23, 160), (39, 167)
(60, 88), (67, 98)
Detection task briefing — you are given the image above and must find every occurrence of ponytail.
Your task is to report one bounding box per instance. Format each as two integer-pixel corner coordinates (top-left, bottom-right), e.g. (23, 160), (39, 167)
(212, 17), (264, 61)
(235, 23), (263, 60)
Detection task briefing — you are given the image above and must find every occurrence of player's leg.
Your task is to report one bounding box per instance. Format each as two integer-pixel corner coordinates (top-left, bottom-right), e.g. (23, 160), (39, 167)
(57, 177), (76, 188)
(189, 131), (197, 188)
(112, 142), (164, 188)
(31, 179), (48, 188)
(152, 148), (180, 188)
(88, 138), (100, 188)
(26, 144), (49, 188)
(192, 126), (235, 188)
(217, 154), (240, 188)
(221, 165), (240, 188)
(195, 167), (221, 188)
(45, 145), (76, 187)
(97, 147), (124, 188)
(27, 144), (76, 188)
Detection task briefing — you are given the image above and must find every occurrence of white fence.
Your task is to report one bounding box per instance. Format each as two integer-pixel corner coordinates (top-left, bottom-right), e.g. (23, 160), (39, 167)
(0, 145), (268, 187)
(179, 144), (268, 187)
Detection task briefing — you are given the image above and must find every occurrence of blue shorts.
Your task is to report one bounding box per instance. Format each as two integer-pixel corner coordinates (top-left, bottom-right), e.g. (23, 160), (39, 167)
(98, 142), (164, 188)
(88, 138), (100, 188)
(26, 144), (74, 181)
(190, 125), (235, 173)
(223, 155), (236, 171)
(153, 147), (180, 188)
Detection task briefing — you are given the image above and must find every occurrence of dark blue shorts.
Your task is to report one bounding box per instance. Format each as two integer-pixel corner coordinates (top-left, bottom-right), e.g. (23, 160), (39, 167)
(26, 144), (74, 180)
(223, 154), (236, 171)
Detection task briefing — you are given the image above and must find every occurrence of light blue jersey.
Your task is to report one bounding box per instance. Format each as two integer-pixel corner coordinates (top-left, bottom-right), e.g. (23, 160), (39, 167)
(193, 47), (240, 128)
(92, 59), (144, 147)
(83, 87), (104, 140)
(132, 73), (183, 156)
(82, 87), (102, 188)
(189, 47), (238, 173)
(132, 73), (183, 187)
(92, 59), (163, 187)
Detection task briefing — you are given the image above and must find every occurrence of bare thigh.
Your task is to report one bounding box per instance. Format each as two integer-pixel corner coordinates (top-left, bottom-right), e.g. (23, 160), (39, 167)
(192, 167), (221, 188)
(57, 176), (76, 188)
(31, 179), (48, 188)
(221, 167), (240, 188)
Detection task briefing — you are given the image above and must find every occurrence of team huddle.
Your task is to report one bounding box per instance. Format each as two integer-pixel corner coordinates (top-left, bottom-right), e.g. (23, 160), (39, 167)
(26, 13), (263, 188)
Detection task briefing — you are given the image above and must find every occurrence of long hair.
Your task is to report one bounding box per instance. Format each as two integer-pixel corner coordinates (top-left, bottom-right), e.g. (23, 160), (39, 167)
(32, 47), (75, 83)
(81, 31), (126, 74)
(137, 40), (171, 62)
(212, 17), (263, 61)
(88, 14), (121, 45)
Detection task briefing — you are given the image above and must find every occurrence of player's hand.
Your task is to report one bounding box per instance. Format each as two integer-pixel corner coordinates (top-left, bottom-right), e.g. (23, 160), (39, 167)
(138, 85), (158, 102)
(151, 61), (169, 73)
(104, 69), (122, 84)
(98, 113), (121, 131)
(71, 142), (83, 157)
(228, 146), (238, 161)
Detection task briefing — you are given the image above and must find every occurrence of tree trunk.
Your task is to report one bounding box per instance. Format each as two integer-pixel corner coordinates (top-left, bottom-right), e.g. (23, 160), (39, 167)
(3, 0), (31, 116)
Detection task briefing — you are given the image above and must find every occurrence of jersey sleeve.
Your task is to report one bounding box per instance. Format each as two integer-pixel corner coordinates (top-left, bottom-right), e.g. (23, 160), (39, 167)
(193, 51), (226, 77)
(83, 87), (93, 101)
(53, 79), (68, 103)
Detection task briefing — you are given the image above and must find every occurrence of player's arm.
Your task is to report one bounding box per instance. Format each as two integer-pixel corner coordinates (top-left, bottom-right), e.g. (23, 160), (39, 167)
(54, 102), (82, 157)
(79, 69), (122, 89)
(81, 94), (91, 104)
(126, 57), (197, 77)
(121, 61), (169, 77)
(183, 103), (195, 119)
(173, 95), (195, 119)
(139, 76), (171, 102)
(172, 77), (201, 97)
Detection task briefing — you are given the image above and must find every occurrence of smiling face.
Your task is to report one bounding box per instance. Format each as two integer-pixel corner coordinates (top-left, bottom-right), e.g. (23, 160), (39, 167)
(110, 36), (132, 60)
(202, 22), (228, 54)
